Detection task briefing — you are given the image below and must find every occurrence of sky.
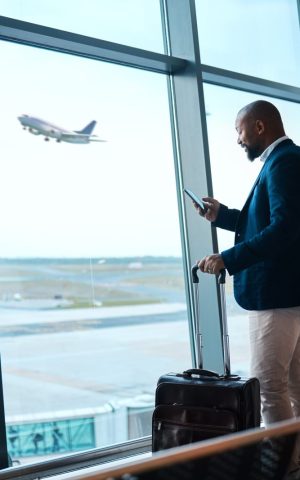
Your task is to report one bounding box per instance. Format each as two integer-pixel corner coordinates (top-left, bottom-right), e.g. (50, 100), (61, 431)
(0, 42), (181, 258)
(196, 0), (300, 88)
(0, 0), (300, 257)
(0, 0), (164, 52)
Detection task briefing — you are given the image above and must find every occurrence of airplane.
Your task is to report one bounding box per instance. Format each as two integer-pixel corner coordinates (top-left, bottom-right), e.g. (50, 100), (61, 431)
(17, 115), (106, 144)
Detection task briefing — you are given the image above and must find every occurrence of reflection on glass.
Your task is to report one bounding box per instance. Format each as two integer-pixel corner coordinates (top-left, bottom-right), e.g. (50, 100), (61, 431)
(0, 42), (189, 464)
(0, 0), (164, 53)
(196, 0), (300, 87)
(203, 84), (300, 376)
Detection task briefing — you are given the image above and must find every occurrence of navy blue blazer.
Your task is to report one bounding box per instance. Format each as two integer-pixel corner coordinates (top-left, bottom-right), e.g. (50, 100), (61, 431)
(214, 139), (300, 310)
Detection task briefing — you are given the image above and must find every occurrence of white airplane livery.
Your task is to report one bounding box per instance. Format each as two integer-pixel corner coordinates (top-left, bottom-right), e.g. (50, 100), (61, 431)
(18, 115), (106, 144)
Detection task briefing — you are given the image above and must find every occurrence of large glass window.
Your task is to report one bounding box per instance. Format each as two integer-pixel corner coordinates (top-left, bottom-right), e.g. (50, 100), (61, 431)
(2, 1), (300, 472)
(204, 83), (300, 375)
(0, 0), (164, 53)
(0, 41), (190, 463)
(196, 0), (300, 87)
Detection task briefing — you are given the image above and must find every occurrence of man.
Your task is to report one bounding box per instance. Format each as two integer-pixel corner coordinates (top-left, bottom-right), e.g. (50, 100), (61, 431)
(196, 100), (300, 476)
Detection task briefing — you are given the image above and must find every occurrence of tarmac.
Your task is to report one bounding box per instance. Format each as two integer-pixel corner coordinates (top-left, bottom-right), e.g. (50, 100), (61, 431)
(0, 303), (249, 419)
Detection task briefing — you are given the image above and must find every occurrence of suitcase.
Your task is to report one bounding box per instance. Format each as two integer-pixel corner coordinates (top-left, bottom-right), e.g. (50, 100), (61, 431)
(152, 265), (260, 452)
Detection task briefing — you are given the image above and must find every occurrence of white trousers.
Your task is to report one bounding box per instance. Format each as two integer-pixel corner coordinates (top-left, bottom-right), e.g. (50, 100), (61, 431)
(249, 306), (300, 468)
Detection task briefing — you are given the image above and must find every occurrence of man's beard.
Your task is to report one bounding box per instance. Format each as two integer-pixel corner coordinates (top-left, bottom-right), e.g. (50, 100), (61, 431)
(245, 145), (260, 162)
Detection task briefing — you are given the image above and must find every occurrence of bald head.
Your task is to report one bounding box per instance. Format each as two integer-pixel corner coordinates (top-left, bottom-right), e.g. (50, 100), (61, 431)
(237, 101), (284, 132)
(235, 100), (286, 161)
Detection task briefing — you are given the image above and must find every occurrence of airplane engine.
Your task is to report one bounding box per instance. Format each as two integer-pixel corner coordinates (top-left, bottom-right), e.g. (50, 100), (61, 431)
(29, 128), (40, 135)
(54, 131), (63, 143)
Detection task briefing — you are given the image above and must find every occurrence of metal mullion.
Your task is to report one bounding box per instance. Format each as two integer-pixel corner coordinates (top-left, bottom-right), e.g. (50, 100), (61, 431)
(297, 0), (300, 30)
(202, 64), (300, 104)
(161, 0), (224, 373)
(0, 16), (187, 74)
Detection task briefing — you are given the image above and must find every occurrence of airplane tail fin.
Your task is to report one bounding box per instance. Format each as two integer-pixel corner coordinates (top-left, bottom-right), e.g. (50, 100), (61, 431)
(75, 120), (97, 135)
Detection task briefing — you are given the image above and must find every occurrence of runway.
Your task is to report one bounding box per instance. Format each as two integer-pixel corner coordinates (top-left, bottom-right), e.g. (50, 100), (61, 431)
(0, 304), (249, 419)
(0, 305), (190, 418)
(0, 303), (187, 336)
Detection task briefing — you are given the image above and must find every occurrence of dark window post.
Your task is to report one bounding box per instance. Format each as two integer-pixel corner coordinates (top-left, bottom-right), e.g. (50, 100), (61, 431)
(0, 357), (9, 469)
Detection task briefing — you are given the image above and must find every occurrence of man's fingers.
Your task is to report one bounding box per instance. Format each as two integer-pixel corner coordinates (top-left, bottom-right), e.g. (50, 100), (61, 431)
(198, 257), (212, 274)
(197, 259), (205, 272)
(197, 254), (224, 275)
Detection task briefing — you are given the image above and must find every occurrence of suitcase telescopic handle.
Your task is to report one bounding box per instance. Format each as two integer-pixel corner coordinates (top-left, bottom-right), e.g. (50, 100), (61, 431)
(218, 268), (226, 284)
(191, 265), (238, 379)
(192, 264), (200, 283)
(191, 264), (202, 369)
(192, 263), (226, 285)
(192, 264), (226, 284)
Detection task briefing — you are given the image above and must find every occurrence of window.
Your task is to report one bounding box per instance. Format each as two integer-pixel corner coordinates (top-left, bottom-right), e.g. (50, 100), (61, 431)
(196, 0), (300, 87)
(0, 0), (164, 52)
(1, 41), (190, 462)
(2, 0), (300, 471)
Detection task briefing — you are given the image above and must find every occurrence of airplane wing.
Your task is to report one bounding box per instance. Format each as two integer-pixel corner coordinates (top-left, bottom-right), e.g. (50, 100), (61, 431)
(60, 133), (106, 142)
(88, 137), (107, 142)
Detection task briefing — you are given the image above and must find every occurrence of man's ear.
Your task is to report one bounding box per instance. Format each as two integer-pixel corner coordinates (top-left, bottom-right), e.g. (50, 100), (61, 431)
(256, 120), (265, 135)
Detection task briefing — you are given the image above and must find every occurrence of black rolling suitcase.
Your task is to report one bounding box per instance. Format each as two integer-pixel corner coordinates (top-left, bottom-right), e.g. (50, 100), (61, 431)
(152, 265), (260, 452)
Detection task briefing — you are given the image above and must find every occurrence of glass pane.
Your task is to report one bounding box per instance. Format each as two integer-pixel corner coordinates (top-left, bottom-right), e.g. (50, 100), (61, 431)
(204, 84), (300, 376)
(1, 41), (190, 464)
(0, 0), (164, 53)
(196, 0), (300, 87)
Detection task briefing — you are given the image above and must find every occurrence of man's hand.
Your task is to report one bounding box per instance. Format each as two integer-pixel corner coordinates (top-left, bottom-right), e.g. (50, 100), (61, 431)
(197, 254), (225, 275)
(193, 196), (220, 222)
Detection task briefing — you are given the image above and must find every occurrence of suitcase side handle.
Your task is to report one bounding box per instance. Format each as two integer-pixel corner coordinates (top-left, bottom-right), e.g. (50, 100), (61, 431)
(183, 368), (241, 381)
(183, 368), (221, 379)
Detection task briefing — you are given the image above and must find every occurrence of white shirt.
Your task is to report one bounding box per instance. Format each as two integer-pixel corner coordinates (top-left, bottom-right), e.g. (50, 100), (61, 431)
(260, 135), (289, 162)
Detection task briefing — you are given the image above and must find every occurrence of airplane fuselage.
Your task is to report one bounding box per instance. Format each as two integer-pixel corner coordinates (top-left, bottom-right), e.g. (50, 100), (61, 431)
(18, 115), (103, 144)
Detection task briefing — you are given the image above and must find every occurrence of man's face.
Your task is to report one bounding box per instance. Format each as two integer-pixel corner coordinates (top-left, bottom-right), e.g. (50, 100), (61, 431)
(235, 113), (262, 161)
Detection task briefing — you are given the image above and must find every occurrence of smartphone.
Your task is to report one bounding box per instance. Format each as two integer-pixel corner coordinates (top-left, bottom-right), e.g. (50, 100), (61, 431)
(183, 188), (207, 213)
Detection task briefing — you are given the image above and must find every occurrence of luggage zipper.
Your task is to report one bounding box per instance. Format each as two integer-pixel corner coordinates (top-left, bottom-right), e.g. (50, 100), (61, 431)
(154, 418), (235, 434)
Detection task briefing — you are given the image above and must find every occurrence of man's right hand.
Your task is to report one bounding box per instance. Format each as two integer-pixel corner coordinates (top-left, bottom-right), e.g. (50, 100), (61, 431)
(193, 196), (220, 222)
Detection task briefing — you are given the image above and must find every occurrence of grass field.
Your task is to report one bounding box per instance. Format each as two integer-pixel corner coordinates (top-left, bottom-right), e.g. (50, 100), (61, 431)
(0, 257), (186, 309)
